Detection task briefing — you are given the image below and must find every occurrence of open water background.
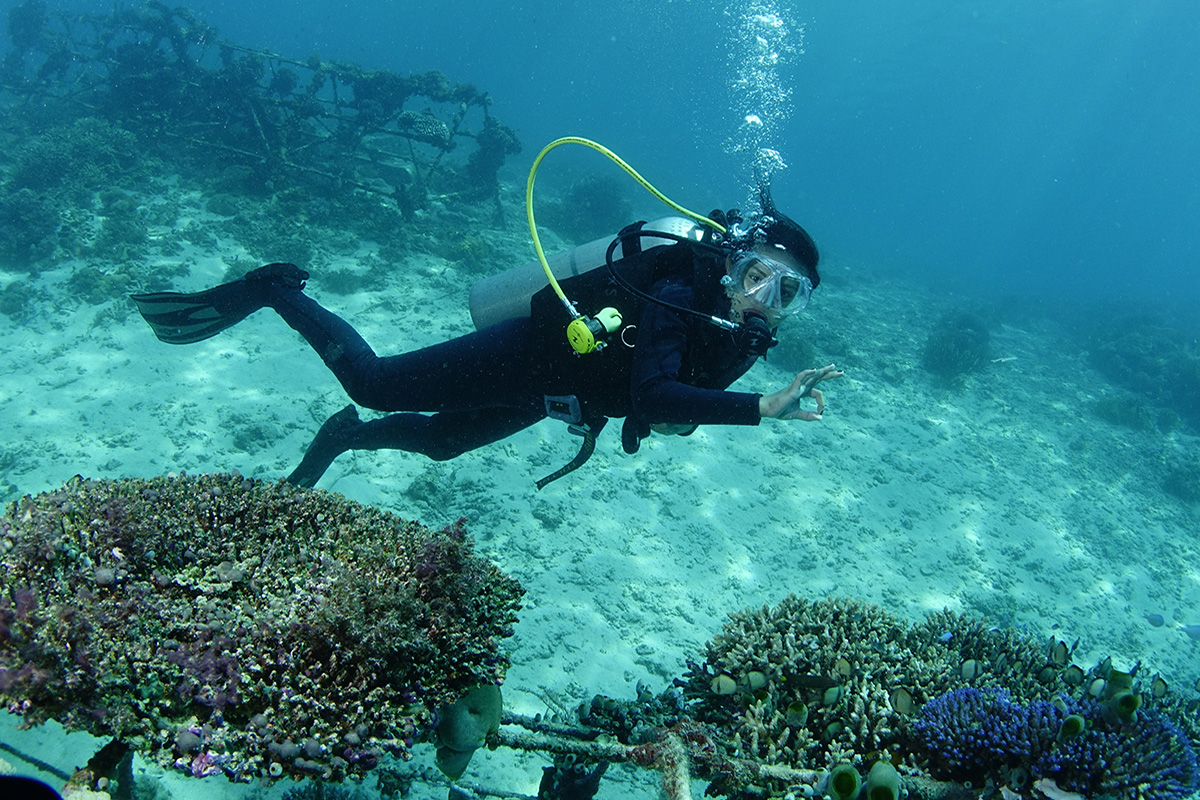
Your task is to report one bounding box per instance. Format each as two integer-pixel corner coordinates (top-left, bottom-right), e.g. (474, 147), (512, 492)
(6, 0), (1191, 316)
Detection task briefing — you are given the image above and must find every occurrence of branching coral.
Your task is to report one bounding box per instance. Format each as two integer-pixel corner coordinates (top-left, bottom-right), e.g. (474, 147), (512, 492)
(911, 688), (1200, 800)
(679, 597), (1049, 777)
(0, 473), (524, 783)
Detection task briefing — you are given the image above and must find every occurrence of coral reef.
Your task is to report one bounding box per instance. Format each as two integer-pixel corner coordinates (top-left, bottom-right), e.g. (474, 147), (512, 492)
(539, 173), (634, 244)
(911, 688), (1199, 800)
(0, 280), (36, 320)
(1163, 457), (1200, 503)
(0, 188), (62, 270)
(463, 115), (522, 203)
(1085, 316), (1200, 433)
(6, 118), (140, 201)
(0, 473), (523, 783)
(1089, 394), (1160, 433)
(679, 598), (1046, 774)
(0, 119), (155, 281)
(0, 1), (529, 314)
(655, 596), (1198, 799)
(922, 311), (991, 380)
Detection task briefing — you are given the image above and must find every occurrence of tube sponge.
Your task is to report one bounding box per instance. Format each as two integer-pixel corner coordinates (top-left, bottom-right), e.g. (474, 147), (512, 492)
(1057, 714), (1086, 742)
(827, 763), (862, 800)
(435, 684), (503, 779)
(1103, 690), (1142, 725)
(865, 760), (901, 800)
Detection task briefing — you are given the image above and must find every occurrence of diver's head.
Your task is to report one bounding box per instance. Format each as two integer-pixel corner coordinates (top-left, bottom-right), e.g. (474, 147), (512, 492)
(755, 181), (819, 288)
(718, 181), (819, 326)
(723, 243), (813, 326)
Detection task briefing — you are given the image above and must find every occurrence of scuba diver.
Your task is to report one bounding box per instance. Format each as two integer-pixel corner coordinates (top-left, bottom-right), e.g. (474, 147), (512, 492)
(131, 143), (842, 489)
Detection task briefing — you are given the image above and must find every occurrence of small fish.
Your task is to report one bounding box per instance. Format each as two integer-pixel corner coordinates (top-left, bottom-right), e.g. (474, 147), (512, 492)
(1181, 624), (1200, 641)
(1145, 613), (1166, 628)
(936, 631), (954, 644)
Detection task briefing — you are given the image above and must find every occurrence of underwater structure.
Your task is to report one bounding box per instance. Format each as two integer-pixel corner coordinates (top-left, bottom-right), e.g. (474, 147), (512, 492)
(0, 0), (520, 225)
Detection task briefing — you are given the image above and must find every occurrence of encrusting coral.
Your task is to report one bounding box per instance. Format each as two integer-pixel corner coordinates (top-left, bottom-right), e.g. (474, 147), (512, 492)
(0, 473), (524, 783)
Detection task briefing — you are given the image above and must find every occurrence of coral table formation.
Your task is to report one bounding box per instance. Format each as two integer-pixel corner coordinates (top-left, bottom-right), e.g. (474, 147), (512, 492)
(0, 473), (523, 783)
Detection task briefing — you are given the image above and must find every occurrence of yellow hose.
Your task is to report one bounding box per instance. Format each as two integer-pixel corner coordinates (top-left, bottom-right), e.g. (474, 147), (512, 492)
(525, 136), (727, 317)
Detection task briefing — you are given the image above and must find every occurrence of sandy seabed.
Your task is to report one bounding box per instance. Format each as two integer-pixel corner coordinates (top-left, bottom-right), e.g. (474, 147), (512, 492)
(1, 188), (1198, 800)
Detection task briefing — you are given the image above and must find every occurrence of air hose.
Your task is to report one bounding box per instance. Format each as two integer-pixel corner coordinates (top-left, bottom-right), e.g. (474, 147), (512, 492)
(524, 136), (728, 354)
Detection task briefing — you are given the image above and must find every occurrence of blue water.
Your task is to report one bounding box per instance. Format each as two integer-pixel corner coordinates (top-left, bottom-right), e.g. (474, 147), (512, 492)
(24, 0), (1191, 313)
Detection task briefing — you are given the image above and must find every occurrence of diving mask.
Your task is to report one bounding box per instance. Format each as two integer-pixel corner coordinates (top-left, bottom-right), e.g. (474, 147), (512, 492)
(726, 249), (814, 315)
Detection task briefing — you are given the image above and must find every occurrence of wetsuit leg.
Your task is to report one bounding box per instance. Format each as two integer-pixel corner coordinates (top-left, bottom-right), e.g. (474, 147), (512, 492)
(267, 286), (540, 413)
(287, 405), (544, 487)
(349, 408), (546, 460)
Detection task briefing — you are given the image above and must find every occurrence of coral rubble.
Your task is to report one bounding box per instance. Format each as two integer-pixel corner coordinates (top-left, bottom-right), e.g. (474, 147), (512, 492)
(0, 473), (524, 782)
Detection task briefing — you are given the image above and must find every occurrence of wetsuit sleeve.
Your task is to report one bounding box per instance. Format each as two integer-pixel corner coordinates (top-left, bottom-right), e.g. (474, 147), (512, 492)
(630, 281), (762, 426)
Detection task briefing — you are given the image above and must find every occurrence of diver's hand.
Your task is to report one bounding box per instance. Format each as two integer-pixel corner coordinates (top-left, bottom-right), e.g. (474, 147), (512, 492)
(759, 364), (844, 421)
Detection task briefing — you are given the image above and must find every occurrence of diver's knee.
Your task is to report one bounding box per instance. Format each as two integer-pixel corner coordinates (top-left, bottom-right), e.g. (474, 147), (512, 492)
(340, 369), (391, 410)
(425, 444), (466, 462)
(342, 384), (378, 410)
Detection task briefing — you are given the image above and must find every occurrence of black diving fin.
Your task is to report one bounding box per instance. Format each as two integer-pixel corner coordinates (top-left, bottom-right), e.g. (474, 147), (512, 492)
(130, 262), (307, 344)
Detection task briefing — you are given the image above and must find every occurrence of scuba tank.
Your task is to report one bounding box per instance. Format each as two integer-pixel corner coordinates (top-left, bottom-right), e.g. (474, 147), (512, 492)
(468, 216), (705, 332)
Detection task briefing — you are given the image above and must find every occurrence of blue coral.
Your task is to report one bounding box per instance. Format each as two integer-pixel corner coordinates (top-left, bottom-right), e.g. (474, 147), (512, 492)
(910, 688), (1200, 800)
(1035, 699), (1199, 800)
(909, 688), (1033, 782)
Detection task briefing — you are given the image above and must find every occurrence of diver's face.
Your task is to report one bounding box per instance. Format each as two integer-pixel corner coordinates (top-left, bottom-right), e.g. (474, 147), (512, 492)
(724, 245), (809, 326)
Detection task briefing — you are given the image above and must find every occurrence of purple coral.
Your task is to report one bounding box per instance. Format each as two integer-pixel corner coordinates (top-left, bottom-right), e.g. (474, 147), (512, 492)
(911, 688), (1200, 800)
(909, 687), (1032, 782)
(1035, 699), (1200, 800)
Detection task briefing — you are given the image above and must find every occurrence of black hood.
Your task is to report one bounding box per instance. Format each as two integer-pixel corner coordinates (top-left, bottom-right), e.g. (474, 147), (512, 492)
(758, 182), (820, 288)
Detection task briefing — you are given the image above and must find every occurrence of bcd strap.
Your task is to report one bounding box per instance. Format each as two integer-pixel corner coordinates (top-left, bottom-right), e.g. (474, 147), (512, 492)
(616, 220), (647, 258)
(535, 417), (609, 490)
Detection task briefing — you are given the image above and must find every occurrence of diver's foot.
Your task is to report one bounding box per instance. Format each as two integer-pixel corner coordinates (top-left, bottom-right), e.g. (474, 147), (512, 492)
(286, 404), (362, 488)
(243, 262), (309, 293)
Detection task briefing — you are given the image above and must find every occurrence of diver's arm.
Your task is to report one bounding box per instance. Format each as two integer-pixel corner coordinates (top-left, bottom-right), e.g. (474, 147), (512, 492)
(630, 288), (762, 426)
(634, 375), (763, 426)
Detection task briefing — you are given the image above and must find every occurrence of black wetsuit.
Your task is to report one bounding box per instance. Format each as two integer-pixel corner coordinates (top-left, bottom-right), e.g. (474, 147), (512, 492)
(269, 241), (764, 462)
